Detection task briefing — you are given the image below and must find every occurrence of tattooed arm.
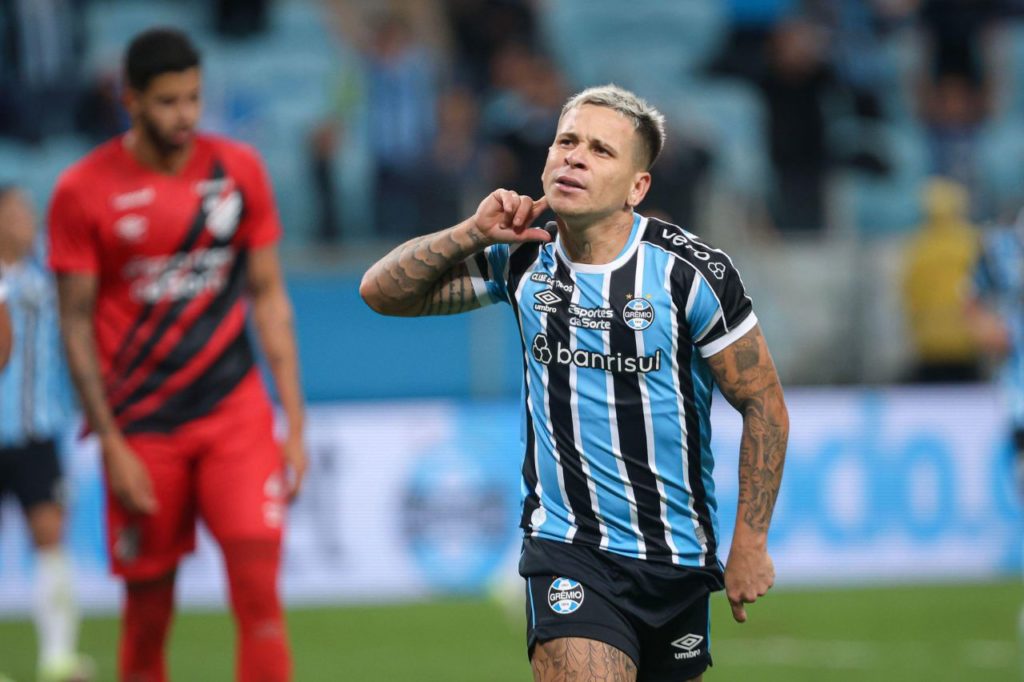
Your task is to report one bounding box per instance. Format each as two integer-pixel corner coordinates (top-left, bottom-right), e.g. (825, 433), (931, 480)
(705, 323), (788, 624)
(360, 190), (550, 316)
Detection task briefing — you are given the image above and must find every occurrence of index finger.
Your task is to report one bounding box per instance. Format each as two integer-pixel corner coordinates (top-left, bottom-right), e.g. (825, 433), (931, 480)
(730, 600), (747, 623)
(288, 456), (307, 502)
(136, 474), (159, 514)
(528, 196), (549, 222)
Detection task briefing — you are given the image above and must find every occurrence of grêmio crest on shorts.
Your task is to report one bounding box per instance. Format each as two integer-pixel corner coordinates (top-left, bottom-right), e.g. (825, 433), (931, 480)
(466, 214), (756, 569)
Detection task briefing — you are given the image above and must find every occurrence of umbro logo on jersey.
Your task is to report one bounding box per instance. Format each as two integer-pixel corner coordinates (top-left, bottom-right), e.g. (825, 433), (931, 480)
(671, 634), (704, 660)
(535, 290), (561, 306)
(533, 289), (561, 314)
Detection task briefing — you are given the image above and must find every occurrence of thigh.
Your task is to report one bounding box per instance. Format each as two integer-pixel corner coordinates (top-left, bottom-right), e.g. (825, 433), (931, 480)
(10, 438), (64, 512)
(195, 408), (284, 544)
(525, 574), (640, 674)
(532, 637), (638, 682)
(637, 593), (712, 682)
(108, 433), (197, 580)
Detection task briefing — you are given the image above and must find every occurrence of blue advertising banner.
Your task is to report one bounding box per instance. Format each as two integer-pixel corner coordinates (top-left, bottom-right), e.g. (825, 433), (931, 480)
(0, 386), (1018, 616)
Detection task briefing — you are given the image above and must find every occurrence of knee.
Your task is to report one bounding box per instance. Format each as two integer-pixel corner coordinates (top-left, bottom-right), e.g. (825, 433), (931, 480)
(27, 503), (64, 548)
(223, 540), (282, 618)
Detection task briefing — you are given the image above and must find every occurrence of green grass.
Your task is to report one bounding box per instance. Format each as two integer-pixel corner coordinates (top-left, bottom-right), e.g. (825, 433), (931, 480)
(0, 581), (1019, 681)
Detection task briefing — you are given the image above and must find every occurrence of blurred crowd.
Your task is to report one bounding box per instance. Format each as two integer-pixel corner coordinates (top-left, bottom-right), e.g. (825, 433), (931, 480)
(7, 0), (1024, 383)
(6, 0), (1024, 238)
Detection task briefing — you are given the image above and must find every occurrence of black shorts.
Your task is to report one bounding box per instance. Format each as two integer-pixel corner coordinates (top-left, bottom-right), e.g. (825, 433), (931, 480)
(521, 537), (724, 681)
(0, 438), (64, 512)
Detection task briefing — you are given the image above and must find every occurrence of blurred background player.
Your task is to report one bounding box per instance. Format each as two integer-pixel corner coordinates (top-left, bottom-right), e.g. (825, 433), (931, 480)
(0, 185), (91, 682)
(966, 206), (1024, 482)
(0, 244), (10, 372)
(361, 84), (788, 681)
(47, 29), (306, 682)
(964, 202), (1024, 677)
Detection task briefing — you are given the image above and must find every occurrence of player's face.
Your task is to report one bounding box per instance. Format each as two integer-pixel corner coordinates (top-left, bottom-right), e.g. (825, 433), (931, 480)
(127, 68), (202, 154)
(542, 104), (651, 223)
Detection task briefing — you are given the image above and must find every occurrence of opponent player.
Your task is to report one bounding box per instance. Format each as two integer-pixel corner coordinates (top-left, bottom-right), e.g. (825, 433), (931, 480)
(48, 29), (305, 681)
(0, 186), (91, 682)
(361, 85), (788, 681)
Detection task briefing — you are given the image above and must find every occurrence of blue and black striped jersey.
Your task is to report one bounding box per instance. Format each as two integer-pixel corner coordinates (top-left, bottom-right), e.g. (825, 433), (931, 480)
(0, 259), (68, 446)
(973, 224), (1024, 428)
(467, 213), (756, 568)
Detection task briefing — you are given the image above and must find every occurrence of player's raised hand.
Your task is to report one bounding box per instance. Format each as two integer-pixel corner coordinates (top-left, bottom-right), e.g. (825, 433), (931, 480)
(724, 543), (775, 623)
(282, 432), (307, 502)
(101, 433), (158, 515)
(470, 189), (551, 245)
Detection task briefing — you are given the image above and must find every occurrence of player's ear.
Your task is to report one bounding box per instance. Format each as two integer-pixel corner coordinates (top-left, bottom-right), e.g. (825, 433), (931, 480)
(627, 171), (651, 209)
(122, 87), (140, 117)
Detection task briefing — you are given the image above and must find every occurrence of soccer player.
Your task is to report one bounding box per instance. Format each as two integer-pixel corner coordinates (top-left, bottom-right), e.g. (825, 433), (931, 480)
(966, 211), (1024, 480)
(48, 29), (305, 682)
(0, 186), (92, 682)
(0, 290), (10, 370)
(361, 84), (788, 681)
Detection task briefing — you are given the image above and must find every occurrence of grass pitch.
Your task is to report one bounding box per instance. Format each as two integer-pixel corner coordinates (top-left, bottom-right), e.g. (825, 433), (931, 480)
(0, 581), (1019, 681)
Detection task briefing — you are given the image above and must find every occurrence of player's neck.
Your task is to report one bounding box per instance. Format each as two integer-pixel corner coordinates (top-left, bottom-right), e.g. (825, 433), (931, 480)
(124, 130), (194, 175)
(557, 211), (635, 265)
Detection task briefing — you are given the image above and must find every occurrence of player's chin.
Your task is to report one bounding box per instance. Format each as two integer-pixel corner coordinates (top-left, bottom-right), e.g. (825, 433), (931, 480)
(545, 196), (587, 217)
(163, 130), (195, 149)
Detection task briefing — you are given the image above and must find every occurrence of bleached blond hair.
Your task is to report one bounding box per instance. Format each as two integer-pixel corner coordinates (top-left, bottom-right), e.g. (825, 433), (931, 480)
(561, 84), (666, 169)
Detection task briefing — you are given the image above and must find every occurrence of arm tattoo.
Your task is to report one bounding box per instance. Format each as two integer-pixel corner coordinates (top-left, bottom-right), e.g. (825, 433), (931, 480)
(532, 638), (637, 682)
(367, 224), (486, 316)
(705, 328), (788, 534)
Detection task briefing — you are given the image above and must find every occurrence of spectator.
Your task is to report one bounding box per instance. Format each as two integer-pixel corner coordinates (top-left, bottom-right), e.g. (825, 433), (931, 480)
(902, 177), (981, 382)
(74, 68), (130, 145)
(709, 0), (798, 82)
(0, 0), (84, 142)
(214, 0), (270, 38)
(444, 0), (538, 94)
(921, 73), (986, 211)
(484, 50), (567, 199)
(418, 85), (486, 232)
(758, 18), (835, 233)
(640, 129), (714, 230)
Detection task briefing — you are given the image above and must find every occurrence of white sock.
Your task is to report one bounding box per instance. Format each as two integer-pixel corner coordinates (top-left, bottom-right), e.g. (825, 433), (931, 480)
(33, 546), (80, 670)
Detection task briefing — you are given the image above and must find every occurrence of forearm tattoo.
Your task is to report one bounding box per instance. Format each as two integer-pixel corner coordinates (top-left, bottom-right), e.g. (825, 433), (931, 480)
(532, 638), (638, 682)
(706, 330), (788, 534)
(369, 226), (485, 316)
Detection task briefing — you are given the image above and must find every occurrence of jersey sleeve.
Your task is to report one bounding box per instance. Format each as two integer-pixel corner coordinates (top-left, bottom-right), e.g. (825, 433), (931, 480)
(47, 175), (99, 274)
(684, 256), (757, 357)
(237, 147), (282, 249)
(464, 243), (511, 306)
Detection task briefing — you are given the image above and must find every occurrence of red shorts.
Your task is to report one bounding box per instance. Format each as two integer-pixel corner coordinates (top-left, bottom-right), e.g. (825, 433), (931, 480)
(105, 374), (286, 580)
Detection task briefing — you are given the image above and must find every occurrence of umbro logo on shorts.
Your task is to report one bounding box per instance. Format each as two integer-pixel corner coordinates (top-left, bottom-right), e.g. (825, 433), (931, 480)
(671, 634), (704, 660)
